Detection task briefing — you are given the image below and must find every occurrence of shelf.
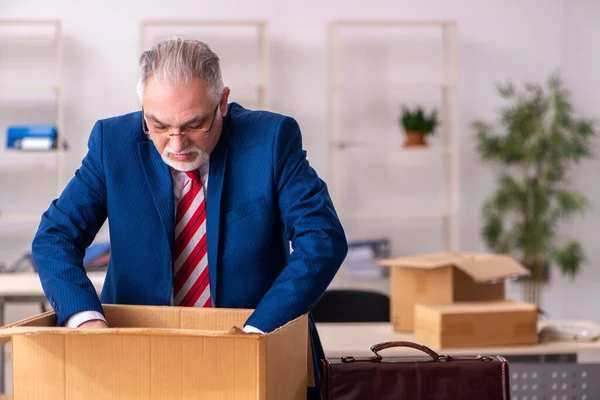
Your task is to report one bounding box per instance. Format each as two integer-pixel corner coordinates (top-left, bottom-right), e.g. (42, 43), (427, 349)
(327, 19), (461, 252)
(0, 213), (42, 224)
(0, 19), (60, 26)
(329, 82), (456, 90)
(339, 207), (457, 220)
(328, 271), (390, 294)
(141, 20), (266, 27)
(331, 20), (457, 28)
(0, 84), (60, 93)
(333, 142), (452, 153)
(0, 149), (62, 171)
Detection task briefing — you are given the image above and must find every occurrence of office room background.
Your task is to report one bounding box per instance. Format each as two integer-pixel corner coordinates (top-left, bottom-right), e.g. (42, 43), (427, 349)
(1, 0), (600, 326)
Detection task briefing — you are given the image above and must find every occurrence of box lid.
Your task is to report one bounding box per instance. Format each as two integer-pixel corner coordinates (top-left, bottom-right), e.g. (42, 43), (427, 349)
(417, 300), (538, 314)
(377, 252), (529, 282)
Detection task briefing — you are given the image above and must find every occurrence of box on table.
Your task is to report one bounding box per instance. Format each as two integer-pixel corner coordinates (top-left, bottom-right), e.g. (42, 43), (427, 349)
(414, 300), (538, 349)
(377, 252), (529, 332)
(0, 304), (310, 400)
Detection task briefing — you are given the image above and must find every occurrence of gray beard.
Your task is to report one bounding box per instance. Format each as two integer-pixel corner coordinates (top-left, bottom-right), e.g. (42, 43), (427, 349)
(161, 147), (209, 171)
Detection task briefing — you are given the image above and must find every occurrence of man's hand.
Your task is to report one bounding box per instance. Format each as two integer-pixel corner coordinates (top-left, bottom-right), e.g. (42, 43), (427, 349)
(78, 319), (108, 328)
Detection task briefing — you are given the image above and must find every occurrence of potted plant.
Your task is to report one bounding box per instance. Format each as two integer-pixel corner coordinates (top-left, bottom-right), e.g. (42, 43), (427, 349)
(399, 106), (439, 147)
(473, 74), (596, 306)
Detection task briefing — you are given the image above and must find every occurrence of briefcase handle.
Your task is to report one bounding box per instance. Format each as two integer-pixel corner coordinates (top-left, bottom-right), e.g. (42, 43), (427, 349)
(370, 341), (452, 362)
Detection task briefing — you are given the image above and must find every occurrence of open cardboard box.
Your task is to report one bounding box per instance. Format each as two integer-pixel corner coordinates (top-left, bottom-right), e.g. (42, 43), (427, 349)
(0, 304), (311, 400)
(377, 252), (529, 332)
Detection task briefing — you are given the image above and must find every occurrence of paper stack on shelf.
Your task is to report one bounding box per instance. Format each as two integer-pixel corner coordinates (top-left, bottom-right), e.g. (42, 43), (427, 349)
(344, 238), (390, 280)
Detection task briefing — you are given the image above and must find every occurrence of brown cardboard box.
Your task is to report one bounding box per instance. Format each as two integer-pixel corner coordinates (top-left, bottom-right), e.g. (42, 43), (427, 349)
(377, 252), (529, 331)
(414, 300), (538, 349)
(0, 304), (309, 400)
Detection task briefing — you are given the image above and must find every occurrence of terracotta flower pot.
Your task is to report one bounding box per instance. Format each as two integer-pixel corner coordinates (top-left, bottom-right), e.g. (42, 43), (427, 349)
(403, 132), (427, 148)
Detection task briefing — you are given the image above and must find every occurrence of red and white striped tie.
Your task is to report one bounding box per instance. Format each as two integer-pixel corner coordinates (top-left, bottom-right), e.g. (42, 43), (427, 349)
(172, 170), (212, 307)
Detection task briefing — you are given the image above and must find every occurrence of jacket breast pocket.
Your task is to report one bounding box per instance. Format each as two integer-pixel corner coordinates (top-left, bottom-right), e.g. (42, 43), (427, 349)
(224, 195), (270, 225)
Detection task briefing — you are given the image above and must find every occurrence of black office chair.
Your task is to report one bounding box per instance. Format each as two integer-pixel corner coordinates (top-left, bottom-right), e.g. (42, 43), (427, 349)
(311, 289), (390, 323)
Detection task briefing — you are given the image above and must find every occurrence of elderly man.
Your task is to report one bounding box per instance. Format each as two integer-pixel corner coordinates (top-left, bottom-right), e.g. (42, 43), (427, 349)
(32, 37), (347, 399)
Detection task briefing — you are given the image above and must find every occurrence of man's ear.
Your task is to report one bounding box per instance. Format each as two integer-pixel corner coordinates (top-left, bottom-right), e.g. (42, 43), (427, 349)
(220, 87), (231, 117)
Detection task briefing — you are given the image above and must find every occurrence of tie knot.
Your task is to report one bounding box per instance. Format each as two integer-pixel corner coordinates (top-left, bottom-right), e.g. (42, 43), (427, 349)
(185, 170), (201, 182)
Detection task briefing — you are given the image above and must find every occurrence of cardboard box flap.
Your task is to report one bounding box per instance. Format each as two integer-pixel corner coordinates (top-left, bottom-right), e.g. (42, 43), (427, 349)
(454, 253), (529, 282)
(377, 252), (459, 269)
(0, 331), (11, 346)
(0, 305), (258, 346)
(101, 304), (254, 330)
(0, 309), (57, 346)
(267, 314), (315, 387)
(0, 325), (252, 343)
(378, 252), (528, 282)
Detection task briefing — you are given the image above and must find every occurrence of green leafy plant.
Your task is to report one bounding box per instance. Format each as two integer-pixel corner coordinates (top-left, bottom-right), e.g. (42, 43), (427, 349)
(400, 106), (439, 135)
(473, 74), (596, 286)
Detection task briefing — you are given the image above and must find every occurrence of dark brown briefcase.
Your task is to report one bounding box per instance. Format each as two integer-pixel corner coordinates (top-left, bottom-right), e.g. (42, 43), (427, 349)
(320, 341), (510, 400)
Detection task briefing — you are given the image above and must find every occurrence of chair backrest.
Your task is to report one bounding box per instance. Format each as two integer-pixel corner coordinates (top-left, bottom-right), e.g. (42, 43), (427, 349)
(311, 289), (390, 323)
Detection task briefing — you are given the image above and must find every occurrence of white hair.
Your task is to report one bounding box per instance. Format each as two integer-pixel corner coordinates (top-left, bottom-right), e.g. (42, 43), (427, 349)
(137, 37), (224, 104)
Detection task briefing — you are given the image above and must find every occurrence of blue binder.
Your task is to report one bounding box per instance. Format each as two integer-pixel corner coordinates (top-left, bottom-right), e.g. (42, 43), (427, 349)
(6, 125), (58, 150)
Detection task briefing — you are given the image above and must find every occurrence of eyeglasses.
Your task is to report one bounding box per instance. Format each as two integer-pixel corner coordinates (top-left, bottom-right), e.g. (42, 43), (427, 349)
(142, 103), (220, 139)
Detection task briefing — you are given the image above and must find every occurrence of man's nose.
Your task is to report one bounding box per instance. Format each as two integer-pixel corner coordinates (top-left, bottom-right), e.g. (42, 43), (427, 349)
(169, 134), (186, 152)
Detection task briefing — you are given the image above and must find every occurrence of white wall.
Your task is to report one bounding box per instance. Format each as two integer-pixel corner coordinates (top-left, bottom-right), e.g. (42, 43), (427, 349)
(534, 0), (600, 320)
(1, 0), (599, 321)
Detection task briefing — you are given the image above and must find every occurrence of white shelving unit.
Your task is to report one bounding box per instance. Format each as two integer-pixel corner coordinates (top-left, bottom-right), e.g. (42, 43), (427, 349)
(0, 20), (65, 226)
(139, 20), (269, 109)
(327, 20), (460, 253)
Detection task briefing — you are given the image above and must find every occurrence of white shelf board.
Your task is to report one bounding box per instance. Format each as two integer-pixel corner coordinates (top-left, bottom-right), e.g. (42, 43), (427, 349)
(334, 142), (451, 154)
(328, 269), (390, 294)
(0, 213), (42, 224)
(0, 19), (60, 26)
(0, 84), (60, 93)
(339, 207), (456, 220)
(331, 20), (457, 28)
(329, 82), (456, 90)
(141, 19), (266, 27)
(0, 149), (61, 171)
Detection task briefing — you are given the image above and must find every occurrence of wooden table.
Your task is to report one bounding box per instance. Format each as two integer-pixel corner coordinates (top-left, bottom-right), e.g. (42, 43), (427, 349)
(316, 321), (600, 361)
(0, 272), (105, 300)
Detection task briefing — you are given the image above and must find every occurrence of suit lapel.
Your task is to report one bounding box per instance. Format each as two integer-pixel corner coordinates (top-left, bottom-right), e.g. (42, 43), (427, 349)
(206, 115), (230, 306)
(138, 140), (175, 253)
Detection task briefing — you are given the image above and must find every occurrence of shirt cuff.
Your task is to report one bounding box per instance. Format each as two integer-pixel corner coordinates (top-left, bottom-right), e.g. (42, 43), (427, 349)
(243, 324), (264, 334)
(64, 311), (107, 328)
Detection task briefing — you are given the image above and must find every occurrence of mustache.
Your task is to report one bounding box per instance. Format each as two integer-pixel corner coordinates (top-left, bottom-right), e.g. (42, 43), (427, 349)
(164, 147), (201, 155)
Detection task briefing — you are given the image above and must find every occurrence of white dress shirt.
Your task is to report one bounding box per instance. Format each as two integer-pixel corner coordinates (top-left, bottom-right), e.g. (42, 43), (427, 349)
(65, 163), (262, 333)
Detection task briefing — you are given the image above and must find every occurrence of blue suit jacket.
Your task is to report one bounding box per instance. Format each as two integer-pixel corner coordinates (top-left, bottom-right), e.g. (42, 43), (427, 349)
(32, 102), (348, 384)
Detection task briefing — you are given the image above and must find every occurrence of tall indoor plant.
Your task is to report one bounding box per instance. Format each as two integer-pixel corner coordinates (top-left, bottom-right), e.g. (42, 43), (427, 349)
(473, 74), (596, 306)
